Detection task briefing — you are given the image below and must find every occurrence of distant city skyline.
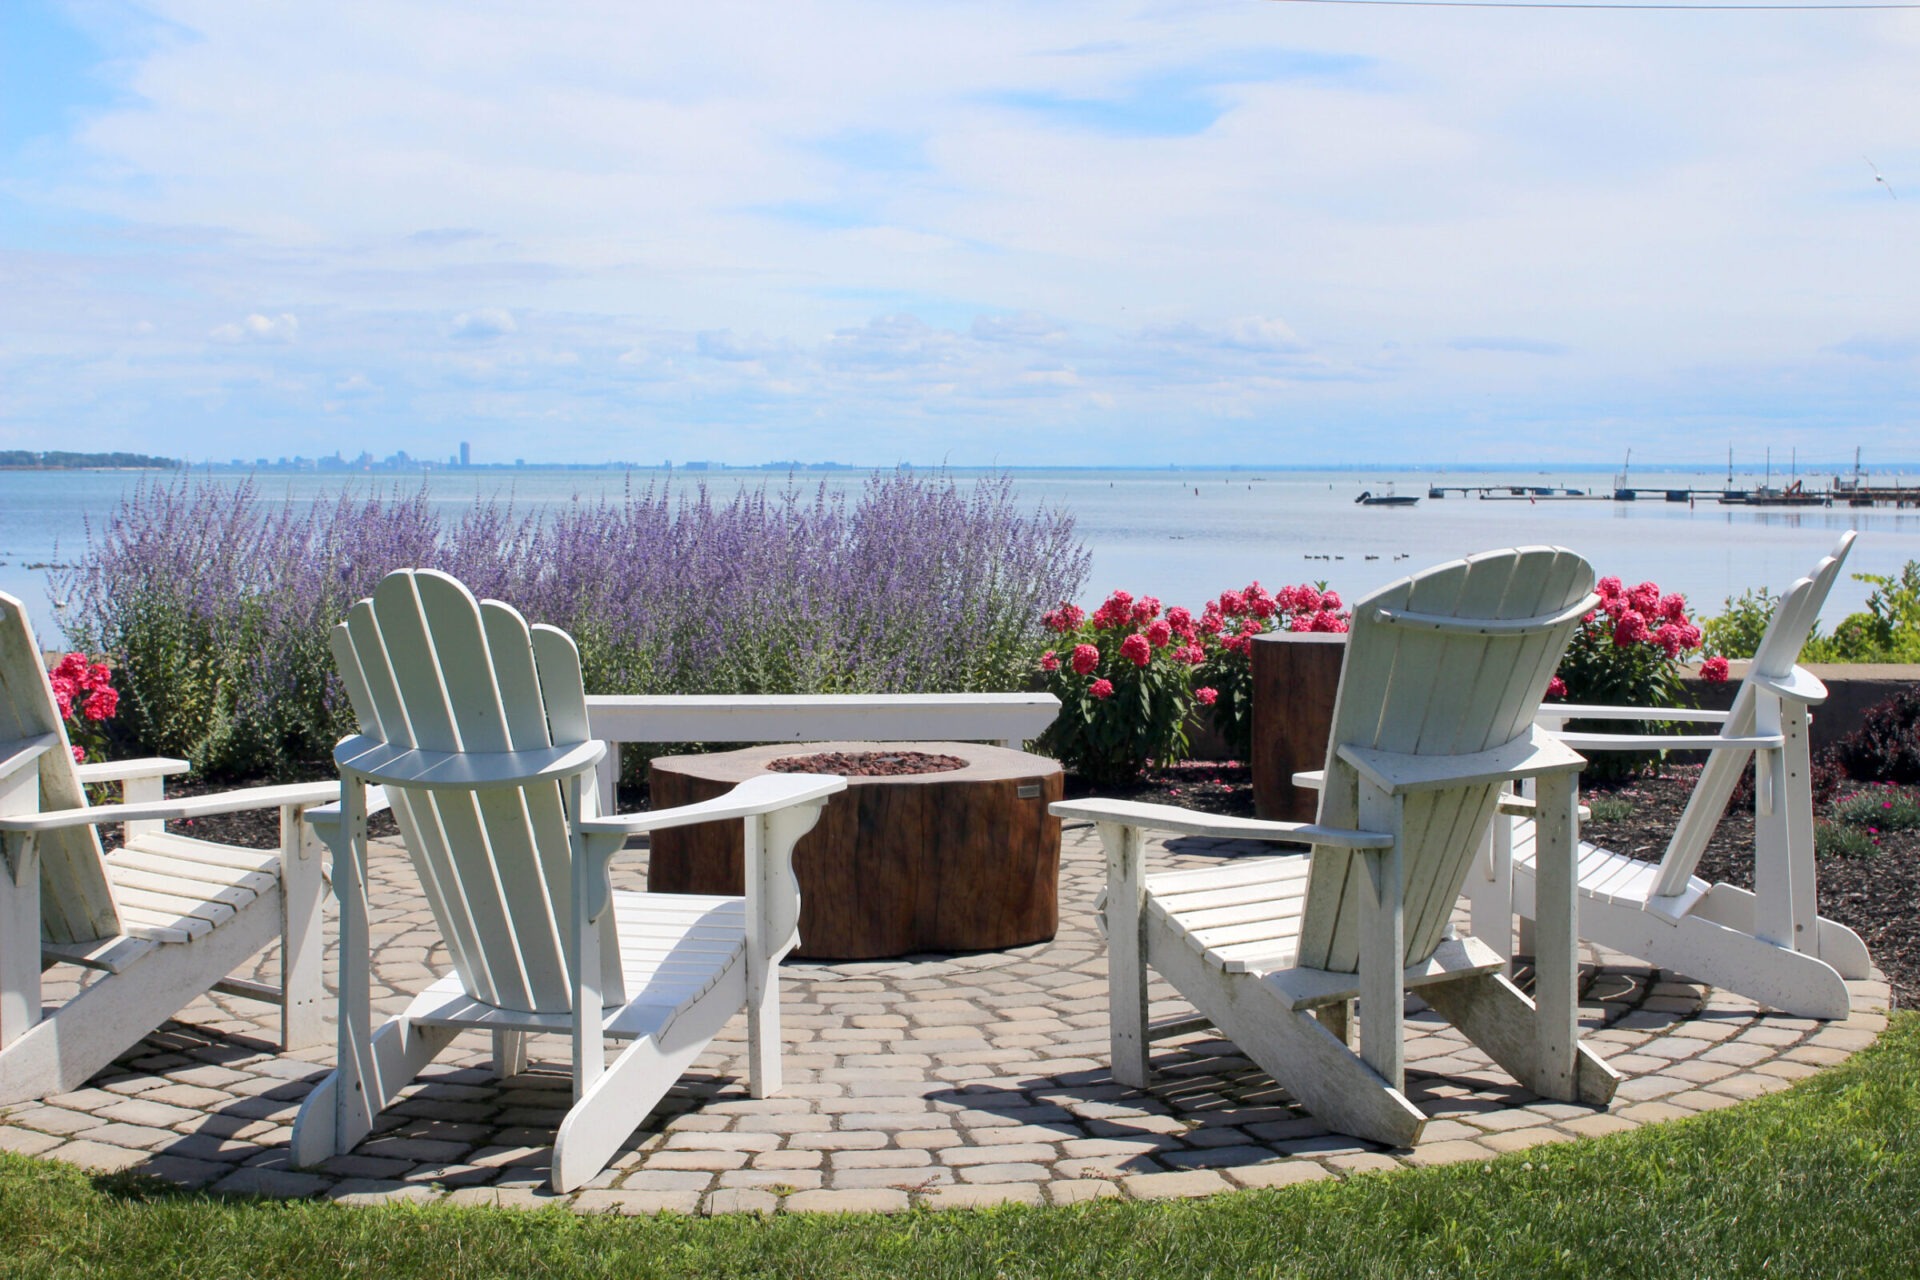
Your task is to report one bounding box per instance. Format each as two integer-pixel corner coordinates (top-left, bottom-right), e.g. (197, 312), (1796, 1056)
(3, 2), (1915, 465)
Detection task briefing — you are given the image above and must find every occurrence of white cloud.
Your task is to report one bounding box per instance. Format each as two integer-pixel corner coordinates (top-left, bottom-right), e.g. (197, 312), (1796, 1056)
(5, 1), (1919, 462)
(448, 309), (516, 339)
(208, 312), (299, 344)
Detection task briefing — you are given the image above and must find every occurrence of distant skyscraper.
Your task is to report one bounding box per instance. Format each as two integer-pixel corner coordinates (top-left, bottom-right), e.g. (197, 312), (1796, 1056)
(459, 441), (471, 467)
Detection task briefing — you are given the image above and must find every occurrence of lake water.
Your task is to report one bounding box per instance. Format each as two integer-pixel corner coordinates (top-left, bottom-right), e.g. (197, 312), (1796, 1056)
(4, 466), (1918, 642)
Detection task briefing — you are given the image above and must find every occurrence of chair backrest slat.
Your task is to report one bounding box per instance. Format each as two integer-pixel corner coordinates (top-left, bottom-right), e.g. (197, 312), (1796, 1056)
(333, 571), (590, 1014)
(1651, 531), (1856, 898)
(1299, 548), (1595, 973)
(0, 593), (120, 944)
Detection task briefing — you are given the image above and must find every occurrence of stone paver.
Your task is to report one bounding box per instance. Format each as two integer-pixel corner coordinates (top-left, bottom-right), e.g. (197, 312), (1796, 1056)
(5, 823), (1891, 1213)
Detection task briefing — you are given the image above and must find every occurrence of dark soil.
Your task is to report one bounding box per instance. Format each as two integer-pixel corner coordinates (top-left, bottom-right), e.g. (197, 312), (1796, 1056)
(767, 750), (966, 777)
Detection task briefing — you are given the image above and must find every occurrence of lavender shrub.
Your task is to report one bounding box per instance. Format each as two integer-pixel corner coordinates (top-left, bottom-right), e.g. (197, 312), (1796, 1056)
(57, 470), (1087, 778)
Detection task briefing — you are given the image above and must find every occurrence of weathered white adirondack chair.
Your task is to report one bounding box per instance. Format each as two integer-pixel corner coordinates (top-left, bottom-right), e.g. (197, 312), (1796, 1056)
(0, 592), (331, 1105)
(287, 570), (846, 1192)
(1470, 531), (1871, 1020)
(1054, 548), (1619, 1148)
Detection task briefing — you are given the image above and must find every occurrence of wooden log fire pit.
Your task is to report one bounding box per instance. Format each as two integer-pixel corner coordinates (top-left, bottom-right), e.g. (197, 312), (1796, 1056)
(647, 740), (1063, 960)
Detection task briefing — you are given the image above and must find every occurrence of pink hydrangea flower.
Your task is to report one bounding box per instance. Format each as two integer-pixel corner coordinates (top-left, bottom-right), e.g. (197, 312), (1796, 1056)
(1612, 610), (1649, 646)
(1701, 655), (1730, 683)
(1658, 593), (1688, 623)
(1195, 686), (1219, 706)
(1596, 577), (1623, 600)
(1040, 650), (1060, 672)
(1547, 675), (1568, 698)
(1131, 596), (1162, 624)
(49, 674), (75, 720)
(71, 745), (85, 764)
(1120, 633), (1152, 667)
(1166, 606), (1194, 637)
(1653, 623), (1689, 657)
(1042, 603), (1085, 633)
(1628, 582), (1661, 614)
(1070, 643), (1100, 675)
(1308, 610), (1344, 633)
(1175, 644), (1206, 664)
(83, 686), (118, 721)
(1289, 614), (1314, 633)
(1090, 678), (1114, 700)
(1318, 589), (1343, 612)
(1146, 619), (1172, 648)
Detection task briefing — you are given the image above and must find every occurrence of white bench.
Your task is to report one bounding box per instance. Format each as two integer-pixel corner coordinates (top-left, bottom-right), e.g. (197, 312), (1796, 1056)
(583, 692), (1062, 802)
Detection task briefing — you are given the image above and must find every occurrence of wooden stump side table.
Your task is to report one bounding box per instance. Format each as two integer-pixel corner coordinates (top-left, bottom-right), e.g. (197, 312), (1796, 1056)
(646, 741), (1063, 960)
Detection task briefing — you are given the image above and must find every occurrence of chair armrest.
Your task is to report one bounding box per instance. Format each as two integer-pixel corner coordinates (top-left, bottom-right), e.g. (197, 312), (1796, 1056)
(0, 733), (58, 782)
(304, 786), (391, 836)
(1550, 731), (1781, 753)
(1495, 792), (1591, 821)
(72, 756), (191, 786)
(577, 773), (847, 838)
(1048, 797), (1393, 850)
(0, 780), (338, 833)
(1537, 704), (1732, 725)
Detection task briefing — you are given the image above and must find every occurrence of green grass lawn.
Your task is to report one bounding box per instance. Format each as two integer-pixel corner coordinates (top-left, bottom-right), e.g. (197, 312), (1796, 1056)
(7, 1014), (1920, 1279)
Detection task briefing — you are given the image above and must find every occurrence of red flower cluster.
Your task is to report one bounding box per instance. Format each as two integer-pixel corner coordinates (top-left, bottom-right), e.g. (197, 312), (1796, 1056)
(1595, 576), (1705, 661)
(48, 653), (119, 764)
(1201, 580), (1349, 654)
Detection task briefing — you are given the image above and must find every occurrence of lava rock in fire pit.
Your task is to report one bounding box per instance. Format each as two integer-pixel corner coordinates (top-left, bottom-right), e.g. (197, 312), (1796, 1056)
(767, 750), (966, 777)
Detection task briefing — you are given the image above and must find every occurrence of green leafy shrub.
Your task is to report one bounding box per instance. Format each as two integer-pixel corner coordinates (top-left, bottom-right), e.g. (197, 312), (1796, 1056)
(1702, 587), (1787, 660)
(1035, 591), (1201, 786)
(1804, 562), (1920, 663)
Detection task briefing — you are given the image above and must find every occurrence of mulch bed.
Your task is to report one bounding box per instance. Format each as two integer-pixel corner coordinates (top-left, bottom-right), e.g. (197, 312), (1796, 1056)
(122, 756), (1918, 1007)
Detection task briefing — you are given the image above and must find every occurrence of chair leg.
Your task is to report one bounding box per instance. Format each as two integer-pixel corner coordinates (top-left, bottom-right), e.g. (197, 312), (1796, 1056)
(1422, 972), (1620, 1106)
(290, 1015), (458, 1167)
(0, 832), (41, 1057)
(1096, 822), (1151, 1089)
(278, 807), (327, 1051)
(493, 1031), (529, 1078)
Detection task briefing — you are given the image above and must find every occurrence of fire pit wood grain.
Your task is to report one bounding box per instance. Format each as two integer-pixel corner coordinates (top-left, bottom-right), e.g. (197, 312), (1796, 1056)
(647, 741), (1063, 959)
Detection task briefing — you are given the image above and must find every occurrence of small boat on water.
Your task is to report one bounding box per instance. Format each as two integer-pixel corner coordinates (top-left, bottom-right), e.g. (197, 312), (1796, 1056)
(1355, 488), (1419, 507)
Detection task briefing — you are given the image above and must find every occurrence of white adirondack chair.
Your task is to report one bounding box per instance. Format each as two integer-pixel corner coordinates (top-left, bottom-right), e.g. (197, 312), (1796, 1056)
(0, 592), (331, 1105)
(287, 570), (846, 1192)
(1054, 548), (1619, 1148)
(1470, 531), (1871, 1020)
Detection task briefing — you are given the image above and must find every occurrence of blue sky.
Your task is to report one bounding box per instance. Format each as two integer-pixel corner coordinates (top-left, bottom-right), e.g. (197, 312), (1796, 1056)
(2, 0), (1916, 466)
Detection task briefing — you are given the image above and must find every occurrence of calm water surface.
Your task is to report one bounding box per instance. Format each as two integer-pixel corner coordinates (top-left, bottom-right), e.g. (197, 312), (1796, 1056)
(4, 466), (1918, 642)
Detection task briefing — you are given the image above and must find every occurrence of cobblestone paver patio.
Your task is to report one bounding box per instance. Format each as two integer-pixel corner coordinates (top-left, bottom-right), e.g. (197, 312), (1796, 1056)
(5, 821), (1891, 1213)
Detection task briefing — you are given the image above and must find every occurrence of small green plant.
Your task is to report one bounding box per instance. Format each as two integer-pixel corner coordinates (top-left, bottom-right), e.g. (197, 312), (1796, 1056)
(1815, 820), (1882, 860)
(1831, 784), (1920, 833)
(1586, 794), (1635, 824)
